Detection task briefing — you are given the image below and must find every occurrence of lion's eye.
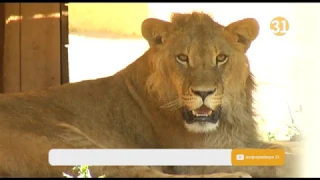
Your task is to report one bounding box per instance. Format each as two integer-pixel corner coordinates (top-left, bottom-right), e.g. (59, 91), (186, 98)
(216, 54), (228, 63)
(176, 54), (189, 65)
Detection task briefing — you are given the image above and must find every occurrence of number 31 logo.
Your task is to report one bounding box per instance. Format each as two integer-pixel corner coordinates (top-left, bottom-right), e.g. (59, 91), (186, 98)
(270, 16), (289, 36)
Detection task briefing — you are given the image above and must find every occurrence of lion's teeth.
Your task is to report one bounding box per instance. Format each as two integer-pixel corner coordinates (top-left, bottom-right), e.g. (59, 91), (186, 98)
(192, 110), (213, 117)
(196, 114), (208, 117)
(192, 110), (197, 115)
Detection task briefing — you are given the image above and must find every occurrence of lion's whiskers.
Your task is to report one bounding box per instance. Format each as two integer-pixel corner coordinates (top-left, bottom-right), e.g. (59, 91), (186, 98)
(160, 99), (180, 108)
(160, 99), (183, 112)
(161, 95), (225, 113)
(169, 105), (183, 113)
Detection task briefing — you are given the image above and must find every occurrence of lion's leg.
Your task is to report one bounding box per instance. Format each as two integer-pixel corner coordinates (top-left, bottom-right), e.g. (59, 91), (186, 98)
(243, 141), (303, 177)
(263, 142), (302, 177)
(90, 166), (251, 178)
(0, 167), (10, 178)
(190, 171), (252, 178)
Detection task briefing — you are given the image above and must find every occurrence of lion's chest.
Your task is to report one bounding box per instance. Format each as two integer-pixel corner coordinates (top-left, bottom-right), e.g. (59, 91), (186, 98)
(159, 131), (247, 149)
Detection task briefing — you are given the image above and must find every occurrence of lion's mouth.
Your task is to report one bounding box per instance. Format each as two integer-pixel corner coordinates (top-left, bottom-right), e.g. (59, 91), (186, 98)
(182, 105), (221, 124)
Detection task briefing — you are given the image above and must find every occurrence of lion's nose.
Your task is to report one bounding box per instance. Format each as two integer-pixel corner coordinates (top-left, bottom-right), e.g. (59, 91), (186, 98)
(191, 89), (216, 101)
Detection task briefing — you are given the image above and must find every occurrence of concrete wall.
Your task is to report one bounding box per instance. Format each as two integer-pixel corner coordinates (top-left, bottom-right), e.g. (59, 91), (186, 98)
(68, 3), (149, 38)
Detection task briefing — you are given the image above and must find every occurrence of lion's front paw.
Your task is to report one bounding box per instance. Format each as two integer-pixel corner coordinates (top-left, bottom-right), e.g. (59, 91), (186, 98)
(203, 171), (252, 178)
(262, 142), (293, 154)
(230, 172), (252, 178)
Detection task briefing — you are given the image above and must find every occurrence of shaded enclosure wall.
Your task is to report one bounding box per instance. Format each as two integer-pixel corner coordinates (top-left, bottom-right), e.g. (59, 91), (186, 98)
(0, 3), (4, 93)
(1, 3), (68, 94)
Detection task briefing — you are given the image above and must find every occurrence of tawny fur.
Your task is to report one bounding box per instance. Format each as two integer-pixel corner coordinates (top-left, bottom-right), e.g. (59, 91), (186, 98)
(0, 12), (301, 178)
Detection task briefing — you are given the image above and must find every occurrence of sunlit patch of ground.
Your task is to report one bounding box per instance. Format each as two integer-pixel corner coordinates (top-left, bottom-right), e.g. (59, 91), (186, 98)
(68, 35), (148, 82)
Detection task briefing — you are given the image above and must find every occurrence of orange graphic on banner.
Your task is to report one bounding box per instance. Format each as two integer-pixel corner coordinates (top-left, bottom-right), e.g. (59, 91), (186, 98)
(231, 149), (285, 166)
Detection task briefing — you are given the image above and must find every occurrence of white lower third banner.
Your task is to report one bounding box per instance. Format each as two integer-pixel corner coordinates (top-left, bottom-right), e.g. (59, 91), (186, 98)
(48, 149), (232, 166)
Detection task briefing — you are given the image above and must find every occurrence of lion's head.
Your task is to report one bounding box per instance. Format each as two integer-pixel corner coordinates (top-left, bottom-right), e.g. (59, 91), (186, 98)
(142, 12), (259, 133)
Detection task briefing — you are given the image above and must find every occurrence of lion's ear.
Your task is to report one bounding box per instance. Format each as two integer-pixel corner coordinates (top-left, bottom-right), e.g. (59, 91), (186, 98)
(141, 18), (172, 47)
(226, 18), (259, 52)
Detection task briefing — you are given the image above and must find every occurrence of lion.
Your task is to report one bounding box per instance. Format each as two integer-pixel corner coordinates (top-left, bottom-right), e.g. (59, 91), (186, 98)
(0, 11), (301, 178)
